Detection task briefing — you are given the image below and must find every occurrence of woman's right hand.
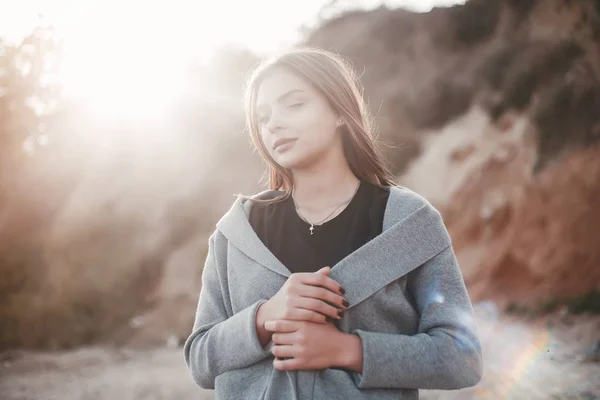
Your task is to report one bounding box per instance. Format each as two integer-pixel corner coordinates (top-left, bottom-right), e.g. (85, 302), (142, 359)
(258, 266), (349, 325)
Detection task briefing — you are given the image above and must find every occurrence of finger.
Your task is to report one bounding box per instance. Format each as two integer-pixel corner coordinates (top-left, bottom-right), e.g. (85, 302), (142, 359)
(281, 305), (327, 323)
(316, 266), (331, 275)
(264, 320), (299, 333)
(298, 285), (348, 309)
(273, 356), (301, 371)
(292, 297), (342, 320)
(301, 273), (345, 296)
(272, 332), (295, 345)
(271, 345), (296, 359)
(289, 308), (328, 323)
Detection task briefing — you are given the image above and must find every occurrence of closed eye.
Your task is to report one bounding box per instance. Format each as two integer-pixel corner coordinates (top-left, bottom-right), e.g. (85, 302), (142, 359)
(258, 102), (303, 125)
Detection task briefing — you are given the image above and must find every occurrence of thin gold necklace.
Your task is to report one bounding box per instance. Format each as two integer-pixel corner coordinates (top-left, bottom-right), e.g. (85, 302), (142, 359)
(292, 181), (361, 235)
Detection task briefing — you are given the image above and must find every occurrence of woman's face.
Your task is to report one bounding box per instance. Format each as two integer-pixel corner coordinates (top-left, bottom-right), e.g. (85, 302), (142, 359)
(255, 67), (341, 171)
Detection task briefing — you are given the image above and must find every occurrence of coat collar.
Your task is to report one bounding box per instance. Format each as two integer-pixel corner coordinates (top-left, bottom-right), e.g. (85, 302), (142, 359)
(216, 186), (451, 307)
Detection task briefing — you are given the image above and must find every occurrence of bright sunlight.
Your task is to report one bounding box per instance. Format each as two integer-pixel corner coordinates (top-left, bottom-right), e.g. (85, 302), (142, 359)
(54, 1), (213, 120)
(3, 0), (330, 120)
(2, 0), (466, 120)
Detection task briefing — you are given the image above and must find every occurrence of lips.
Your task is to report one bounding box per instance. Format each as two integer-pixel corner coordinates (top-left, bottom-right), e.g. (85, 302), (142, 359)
(273, 138), (296, 150)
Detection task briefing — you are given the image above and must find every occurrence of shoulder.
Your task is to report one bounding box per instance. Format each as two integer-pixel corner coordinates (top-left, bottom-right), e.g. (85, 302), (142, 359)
(240, 189), (285, 207)
(387, 185), (440, 215)
(213, 189), (282, 234)
(384, 185), (444, 229)
(242, 190), (286, 217)
(218, 189), (283, 217)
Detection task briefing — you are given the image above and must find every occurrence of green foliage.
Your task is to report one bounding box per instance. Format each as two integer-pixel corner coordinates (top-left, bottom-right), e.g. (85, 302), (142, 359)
(480, 40), (584, 119)
(538, 289), (600, 315)
(475, 37), (600, 172)
(506, 289), (600, 317)
(532, 74), (600, 172)
(505, 41), (583, 111)
(594, 0), (600, 18)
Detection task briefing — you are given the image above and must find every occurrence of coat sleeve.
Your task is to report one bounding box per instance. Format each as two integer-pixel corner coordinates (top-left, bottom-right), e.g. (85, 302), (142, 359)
(183, 234), (272, 389)
(350, 244), (483, 390)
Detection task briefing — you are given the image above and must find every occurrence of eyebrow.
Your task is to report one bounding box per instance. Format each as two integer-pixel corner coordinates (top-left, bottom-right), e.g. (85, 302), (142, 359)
(256, 89), (305, 112)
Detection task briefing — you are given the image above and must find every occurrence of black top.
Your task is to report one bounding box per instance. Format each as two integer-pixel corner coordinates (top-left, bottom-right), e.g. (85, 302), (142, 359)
(248, 182), (391, 274)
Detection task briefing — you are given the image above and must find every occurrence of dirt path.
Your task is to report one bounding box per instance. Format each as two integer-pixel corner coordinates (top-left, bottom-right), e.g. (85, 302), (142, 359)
(0, 347), (213, 400)
(1, 304), (598, 400)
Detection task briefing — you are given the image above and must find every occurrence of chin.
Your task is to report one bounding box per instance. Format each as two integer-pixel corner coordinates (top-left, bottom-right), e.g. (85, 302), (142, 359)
(272, 151), (312, 170)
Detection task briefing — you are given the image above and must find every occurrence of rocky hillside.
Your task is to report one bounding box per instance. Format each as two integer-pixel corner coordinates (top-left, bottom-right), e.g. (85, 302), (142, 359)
(307, 0), (600, 311)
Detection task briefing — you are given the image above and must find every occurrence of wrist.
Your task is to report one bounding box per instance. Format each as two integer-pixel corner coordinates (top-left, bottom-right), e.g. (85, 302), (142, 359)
(255, 300), (274, 348)
(256, 300), (271, 326)
(336, 332), (363, 372)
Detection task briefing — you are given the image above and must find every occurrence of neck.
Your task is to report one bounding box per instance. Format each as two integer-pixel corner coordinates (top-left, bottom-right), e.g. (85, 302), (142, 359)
(291, 148), (359, 211)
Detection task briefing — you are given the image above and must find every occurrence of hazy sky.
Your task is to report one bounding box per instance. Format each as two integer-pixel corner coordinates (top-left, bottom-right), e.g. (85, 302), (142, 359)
(1, 0), (465, 53)
(0, 0), (465, 117)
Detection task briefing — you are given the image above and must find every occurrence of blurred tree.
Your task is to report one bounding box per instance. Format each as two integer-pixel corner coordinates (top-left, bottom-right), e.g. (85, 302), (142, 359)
(0, 25), (64, 349)
(0, 24), (63, 189)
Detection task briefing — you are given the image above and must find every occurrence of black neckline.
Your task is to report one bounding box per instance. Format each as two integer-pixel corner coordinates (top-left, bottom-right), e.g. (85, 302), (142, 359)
(290, 182), (365, 230)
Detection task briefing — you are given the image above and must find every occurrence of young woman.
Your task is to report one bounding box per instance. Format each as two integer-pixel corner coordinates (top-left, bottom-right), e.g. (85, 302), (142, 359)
(184, 47), (483, 399)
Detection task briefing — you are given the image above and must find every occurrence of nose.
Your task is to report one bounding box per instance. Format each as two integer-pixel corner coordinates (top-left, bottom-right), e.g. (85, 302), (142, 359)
(266, 112), (284, 134)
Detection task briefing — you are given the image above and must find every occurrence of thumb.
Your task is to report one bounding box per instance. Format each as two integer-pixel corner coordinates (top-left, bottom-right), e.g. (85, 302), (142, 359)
(316, 266), (331, 275)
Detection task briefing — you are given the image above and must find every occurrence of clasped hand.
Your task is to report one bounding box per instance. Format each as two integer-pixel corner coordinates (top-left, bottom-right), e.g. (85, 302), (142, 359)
(265, 319), (344, 370)
(258, 266), (350, 371)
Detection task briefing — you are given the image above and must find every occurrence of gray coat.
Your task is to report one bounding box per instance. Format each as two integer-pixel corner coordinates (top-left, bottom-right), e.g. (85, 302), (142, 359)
(183, 186), (483, 399)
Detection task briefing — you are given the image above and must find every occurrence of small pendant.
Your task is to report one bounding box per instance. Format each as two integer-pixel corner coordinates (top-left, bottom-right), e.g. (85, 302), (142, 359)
(309, 225), (314, 235)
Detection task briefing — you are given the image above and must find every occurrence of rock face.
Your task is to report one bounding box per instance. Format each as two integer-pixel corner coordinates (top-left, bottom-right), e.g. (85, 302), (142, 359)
(307, 0), (600, 310)
(402, 106), (600, 309)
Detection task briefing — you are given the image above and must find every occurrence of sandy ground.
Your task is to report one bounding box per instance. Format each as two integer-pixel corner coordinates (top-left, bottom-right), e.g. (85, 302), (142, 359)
(1, 303), (598, 400)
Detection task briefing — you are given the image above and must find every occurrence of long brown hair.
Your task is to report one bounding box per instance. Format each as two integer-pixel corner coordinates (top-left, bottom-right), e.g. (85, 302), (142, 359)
(244, 47), (396, 203)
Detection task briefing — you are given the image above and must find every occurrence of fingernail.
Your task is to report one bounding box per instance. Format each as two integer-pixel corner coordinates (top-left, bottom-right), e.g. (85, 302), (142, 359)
(339, 286), (345, 295)
(342, 299), (349, 308)
(264, 321), (275, 330)
(337, 310), (343, 318)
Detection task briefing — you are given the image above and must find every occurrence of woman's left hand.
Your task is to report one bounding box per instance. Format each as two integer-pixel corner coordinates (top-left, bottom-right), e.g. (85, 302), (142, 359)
(264, 319), (347, 371)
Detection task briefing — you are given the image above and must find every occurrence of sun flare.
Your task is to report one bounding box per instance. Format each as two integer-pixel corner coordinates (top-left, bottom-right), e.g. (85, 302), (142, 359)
(4, 0), (468, 120)
(52, 1), (211, 120)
